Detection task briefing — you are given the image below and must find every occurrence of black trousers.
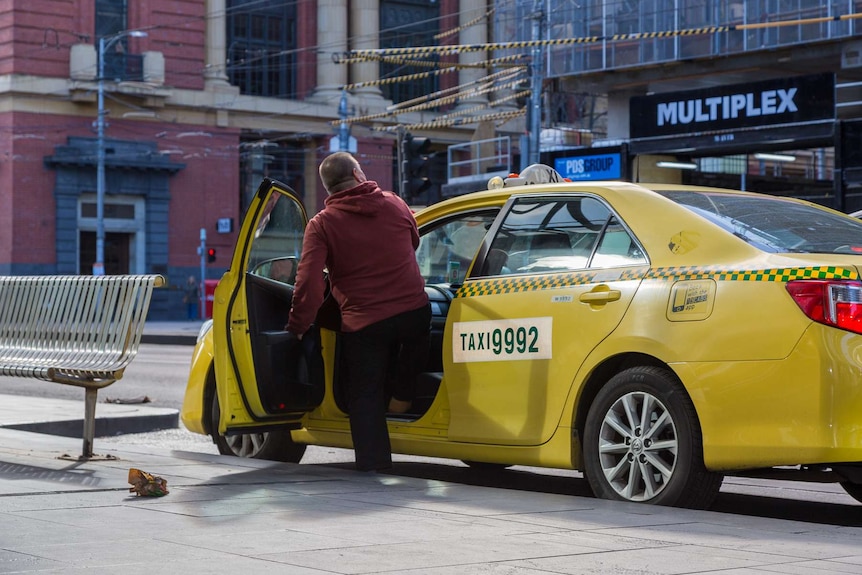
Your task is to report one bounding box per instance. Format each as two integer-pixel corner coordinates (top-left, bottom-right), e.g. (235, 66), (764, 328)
(340, 303), (431, 471)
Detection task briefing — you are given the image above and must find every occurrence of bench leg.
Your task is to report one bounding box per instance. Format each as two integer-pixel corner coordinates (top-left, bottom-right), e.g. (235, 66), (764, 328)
(82, 388), (97, 458)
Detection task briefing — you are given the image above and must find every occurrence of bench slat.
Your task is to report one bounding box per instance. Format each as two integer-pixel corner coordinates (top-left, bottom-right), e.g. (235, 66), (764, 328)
(0, 275), (164, 388)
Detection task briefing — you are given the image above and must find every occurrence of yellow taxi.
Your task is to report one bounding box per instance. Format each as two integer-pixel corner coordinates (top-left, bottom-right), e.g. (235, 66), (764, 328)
(182, 169), (862, 509)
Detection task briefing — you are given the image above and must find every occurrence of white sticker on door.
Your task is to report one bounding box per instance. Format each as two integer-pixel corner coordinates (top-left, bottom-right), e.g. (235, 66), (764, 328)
(452, 317), (553, 363)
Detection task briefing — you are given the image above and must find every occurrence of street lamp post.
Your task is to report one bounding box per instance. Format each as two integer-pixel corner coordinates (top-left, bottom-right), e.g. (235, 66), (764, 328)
(94, 30), (147, 275)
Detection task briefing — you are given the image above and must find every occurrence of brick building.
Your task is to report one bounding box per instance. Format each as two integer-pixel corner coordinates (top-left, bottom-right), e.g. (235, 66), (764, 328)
(0, 0), (514, 318)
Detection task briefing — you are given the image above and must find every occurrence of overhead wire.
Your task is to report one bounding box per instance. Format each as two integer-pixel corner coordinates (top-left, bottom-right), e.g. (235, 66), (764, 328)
(341, 66), (460, 91)
(378, 109), (526, 132)
(331, 8), (862, 129)
(13, 4), (862, 153)
(339, 11), (862, 60)
(338, 77), (526, 127)
(385, 67), (527, 112)
(342, 64), (524, 93)
(433, 90), (530, 122)
(334, 52), (525, 70)
(434, 6), (496, 41)
(334, 68), (527, 126)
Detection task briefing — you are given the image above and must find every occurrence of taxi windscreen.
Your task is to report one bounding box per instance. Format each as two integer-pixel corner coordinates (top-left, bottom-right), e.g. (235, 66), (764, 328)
(659, 191), (862, 254)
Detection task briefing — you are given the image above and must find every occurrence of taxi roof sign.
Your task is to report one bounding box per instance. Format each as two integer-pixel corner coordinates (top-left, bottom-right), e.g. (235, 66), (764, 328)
(488, 164), (568, 189)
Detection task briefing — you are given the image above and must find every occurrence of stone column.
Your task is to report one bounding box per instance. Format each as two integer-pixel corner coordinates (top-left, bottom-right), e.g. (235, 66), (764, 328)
(490, 4), (518, 112)
(313, 0), (348, 103)
(204, 0), (230, 88)
(350, 0), (385, 102)
(457, 2), (489, 109)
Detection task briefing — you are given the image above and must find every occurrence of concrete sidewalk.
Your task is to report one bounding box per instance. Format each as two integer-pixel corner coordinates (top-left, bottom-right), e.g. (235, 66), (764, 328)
(1, 427), (861, 574)
(1, 321), (861, 573)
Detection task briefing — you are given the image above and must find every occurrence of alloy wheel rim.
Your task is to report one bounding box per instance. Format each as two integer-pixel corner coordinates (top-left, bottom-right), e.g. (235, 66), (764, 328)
(597, 391), (678, 501)
(225, 432), (267, 458)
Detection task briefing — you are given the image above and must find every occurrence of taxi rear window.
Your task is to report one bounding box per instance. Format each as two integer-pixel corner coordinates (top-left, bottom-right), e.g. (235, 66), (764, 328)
(659, 190), (862, 254)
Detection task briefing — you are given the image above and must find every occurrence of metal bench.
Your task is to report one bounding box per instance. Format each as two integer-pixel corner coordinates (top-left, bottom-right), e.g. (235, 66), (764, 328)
(0, 274), (165, 458)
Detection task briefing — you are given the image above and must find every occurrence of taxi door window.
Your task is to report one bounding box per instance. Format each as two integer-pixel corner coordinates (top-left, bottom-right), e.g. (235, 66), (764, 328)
(247, 193), (305, 278)
(591, 216), (647, 268)
(484, 197), (611, 275)
(416, 211), (498, 283)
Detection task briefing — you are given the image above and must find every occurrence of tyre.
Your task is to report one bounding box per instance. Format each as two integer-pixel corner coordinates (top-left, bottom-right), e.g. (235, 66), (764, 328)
(583, 366), (722, 509)
(840, 481), (862, 504)
(210, 394), (306, 463)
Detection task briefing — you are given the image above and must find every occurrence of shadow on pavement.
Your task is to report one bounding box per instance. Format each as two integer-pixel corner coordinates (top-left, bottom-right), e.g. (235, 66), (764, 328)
(323, 460), (862, 527)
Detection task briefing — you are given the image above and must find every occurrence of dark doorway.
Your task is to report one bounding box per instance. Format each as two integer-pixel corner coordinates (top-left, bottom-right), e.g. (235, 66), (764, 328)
(79, 231), (131, 275)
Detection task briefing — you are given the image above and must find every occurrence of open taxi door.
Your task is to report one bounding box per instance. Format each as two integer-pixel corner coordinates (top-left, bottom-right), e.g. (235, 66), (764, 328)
(212, 178), (325, 436)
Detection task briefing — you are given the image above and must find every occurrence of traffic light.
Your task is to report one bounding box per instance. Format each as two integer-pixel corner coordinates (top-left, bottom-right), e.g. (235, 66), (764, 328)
(207, 248), (216, 263)
(401, 133), (433, 201)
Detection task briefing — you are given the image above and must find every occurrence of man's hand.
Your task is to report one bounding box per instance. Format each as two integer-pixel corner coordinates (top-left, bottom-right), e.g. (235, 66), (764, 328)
(283, 328), (303, 343)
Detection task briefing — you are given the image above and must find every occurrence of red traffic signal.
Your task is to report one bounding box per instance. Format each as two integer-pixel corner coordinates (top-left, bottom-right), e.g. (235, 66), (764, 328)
(207, 248), (216, 263)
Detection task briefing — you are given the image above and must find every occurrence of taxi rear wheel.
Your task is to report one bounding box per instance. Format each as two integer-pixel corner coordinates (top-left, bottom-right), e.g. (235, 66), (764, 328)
(583, 366), (722, 509)
(210, 394), (306, 463)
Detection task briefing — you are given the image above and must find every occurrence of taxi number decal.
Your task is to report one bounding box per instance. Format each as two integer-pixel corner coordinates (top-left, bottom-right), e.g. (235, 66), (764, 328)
(453, 317), (552, 363)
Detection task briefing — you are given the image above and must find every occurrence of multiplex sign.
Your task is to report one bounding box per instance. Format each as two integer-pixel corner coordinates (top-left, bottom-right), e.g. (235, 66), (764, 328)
(629, 73), (835, 139)
(554, 153), (621, 181)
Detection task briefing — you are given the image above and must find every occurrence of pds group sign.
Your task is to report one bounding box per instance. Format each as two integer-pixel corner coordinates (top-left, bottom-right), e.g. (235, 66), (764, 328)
(554, 153), (621, 181)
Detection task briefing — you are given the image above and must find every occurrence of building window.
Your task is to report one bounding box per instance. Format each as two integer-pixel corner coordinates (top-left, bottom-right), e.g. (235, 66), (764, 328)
(95, 0), (127, 39)
(95, 0), (143, 82)
(380, 0), (440, 104)
(80, 202), (135, 220)
(227, 0), (297, 98)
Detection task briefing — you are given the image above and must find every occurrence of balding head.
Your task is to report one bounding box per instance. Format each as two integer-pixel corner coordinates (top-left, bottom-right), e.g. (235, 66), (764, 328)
(319, 152), (366, 194)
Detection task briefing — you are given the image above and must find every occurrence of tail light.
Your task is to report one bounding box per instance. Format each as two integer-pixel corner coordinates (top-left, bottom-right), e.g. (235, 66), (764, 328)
(786, 280), (862, 335)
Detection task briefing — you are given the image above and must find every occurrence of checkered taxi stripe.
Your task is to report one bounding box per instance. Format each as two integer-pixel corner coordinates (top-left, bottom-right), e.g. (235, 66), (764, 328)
(455, 266), (858, 298)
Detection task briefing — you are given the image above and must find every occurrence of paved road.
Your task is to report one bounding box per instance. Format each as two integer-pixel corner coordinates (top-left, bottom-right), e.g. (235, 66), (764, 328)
(0, 343), (193, 408)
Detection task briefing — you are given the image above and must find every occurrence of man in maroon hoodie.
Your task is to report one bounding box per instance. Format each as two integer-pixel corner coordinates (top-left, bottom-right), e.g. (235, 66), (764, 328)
(286, 152), (431, 472)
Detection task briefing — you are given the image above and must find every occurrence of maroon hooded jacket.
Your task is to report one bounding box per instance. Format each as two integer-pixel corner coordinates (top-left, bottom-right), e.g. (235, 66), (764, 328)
(287, 180), (428, 335)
